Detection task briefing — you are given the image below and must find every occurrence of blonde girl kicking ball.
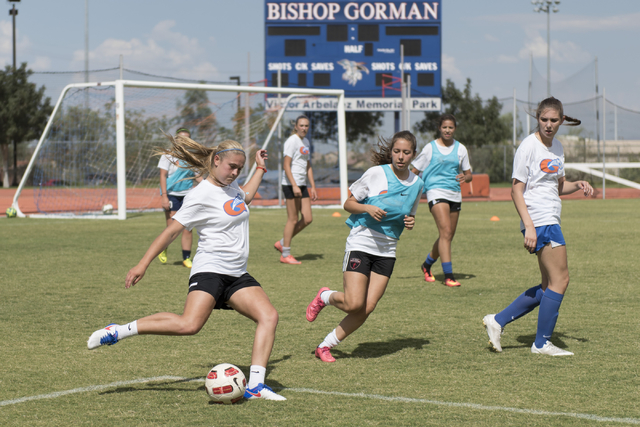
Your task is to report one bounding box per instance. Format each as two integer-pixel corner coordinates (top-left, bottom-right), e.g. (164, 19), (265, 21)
(88, 135), (286, 400)
(483, 97), (593, 356)
(305, 131), (423, 362)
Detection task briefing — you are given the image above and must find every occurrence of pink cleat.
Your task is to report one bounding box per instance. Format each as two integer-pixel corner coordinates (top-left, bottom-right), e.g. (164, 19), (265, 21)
(306, 287), (330, 322)
(280, 255), (301, 265)
(274, 240), (283, 253)
(421, 264), (435, 282)
(445, 278), (461, 287)
(315, 346), (336, 363)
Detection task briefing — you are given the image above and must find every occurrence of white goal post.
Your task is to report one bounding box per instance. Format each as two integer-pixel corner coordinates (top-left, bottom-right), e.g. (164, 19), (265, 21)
(13, 80), (348, 219)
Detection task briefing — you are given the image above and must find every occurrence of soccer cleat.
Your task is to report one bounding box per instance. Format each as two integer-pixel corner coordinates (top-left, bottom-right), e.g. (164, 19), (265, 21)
(280, 255), (301, 265)
(158, 249), (167, 264)
(243, 383), (287, 401)
(531, 341), (574, 356)
(87, 324), (119, 350)
(183, 257), (192, 268)
(421, 264), (435, 282)
(315, 346), (336, 363)
(306, 287), (330, 322)
(274, 240), (283, 253)
(444, 278), (461, 287)
(482, 314), (503, 352)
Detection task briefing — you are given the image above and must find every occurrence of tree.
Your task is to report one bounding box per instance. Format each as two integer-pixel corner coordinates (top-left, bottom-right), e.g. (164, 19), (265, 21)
(176, 89), (217, 145)
(416, 78), (510, 147)
(0, 63), (52, 187)
(306, 111), (384, 145)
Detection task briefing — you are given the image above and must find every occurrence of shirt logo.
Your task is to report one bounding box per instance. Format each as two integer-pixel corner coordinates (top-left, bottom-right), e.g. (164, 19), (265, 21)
(379, 190), (388, 195)
(300, 146), (310, 155)
(540, 158), (563, 174)
(223, 194), (247, 216)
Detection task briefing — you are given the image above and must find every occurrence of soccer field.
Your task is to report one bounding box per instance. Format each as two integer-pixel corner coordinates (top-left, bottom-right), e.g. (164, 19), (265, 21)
(1, 199), (639, 426)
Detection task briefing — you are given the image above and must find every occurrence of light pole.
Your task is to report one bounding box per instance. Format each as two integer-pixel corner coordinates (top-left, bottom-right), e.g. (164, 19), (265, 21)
(9, 0), (20, 186)
(532, 0), (560, 97)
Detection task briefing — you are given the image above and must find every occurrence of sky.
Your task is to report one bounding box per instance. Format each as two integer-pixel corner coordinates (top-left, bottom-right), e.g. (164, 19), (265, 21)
(0, 0), (638, 111)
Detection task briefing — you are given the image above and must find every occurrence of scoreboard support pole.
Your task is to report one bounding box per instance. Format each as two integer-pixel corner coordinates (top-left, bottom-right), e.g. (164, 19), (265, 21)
(337, 93), (348, 206)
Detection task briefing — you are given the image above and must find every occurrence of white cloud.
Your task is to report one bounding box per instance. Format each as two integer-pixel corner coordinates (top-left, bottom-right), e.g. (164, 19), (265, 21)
(555, 13), (640, 32)
(31, 56), (51, 70)
(497, 55), (518, 64)
(0, 20), (33, 68)
(441, 54), (464, 83)
(484, 34), (500, 42)
(71, 20), (219, 81)
(518, 29), (590, 64)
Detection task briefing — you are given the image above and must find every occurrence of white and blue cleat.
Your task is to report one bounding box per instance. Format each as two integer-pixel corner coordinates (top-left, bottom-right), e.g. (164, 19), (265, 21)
(87, 324), (119, 350)
(243, 383), (287, 401)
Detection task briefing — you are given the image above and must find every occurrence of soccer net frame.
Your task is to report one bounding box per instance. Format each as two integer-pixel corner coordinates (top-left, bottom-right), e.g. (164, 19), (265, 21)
(12, 80), (348, 219)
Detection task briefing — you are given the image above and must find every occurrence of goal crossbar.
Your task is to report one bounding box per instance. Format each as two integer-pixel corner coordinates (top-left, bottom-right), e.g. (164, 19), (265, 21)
(13, 80), (347, 219)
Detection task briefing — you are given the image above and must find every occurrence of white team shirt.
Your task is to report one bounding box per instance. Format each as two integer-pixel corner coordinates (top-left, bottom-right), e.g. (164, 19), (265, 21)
(512, 133), (565, 230)
(412, 141), (471, 203)
(281, 134), (311, 186)
(346, 166), (421, 258)
(172, 179), (250, 277)
(158, 154), (192, 196)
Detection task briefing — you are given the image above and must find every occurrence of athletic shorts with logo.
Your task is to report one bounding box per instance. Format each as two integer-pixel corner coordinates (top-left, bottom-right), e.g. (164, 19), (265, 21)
(343, 250), (395, 278)
(188, 272), (260, 310)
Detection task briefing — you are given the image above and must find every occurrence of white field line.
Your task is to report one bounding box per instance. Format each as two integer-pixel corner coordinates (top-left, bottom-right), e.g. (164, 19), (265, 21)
(1, 377), (639, 425)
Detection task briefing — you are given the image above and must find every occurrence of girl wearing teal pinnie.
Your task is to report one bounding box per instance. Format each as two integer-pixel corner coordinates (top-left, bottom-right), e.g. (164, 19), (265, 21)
(305, 131), (423, 363)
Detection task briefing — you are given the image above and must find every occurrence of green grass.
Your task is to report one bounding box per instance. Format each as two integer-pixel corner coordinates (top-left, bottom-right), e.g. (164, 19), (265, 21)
(1, 200), (640, 426)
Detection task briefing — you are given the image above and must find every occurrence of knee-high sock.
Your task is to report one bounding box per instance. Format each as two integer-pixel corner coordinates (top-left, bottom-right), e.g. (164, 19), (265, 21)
(494, 285), (543, 327)
(534, 289), (564, 348)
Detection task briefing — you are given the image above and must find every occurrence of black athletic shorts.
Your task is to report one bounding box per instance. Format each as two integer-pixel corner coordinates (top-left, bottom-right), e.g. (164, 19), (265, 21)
(168, 195), (185, 212)
(188, 272), (260, 310)
(343, 250), (396, 278)
(282, 185), (309, 199)
(428, 199), (462, 212)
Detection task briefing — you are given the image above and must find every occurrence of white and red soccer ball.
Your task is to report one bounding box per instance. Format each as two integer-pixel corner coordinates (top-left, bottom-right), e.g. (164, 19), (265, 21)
(204, 363), (246, 404)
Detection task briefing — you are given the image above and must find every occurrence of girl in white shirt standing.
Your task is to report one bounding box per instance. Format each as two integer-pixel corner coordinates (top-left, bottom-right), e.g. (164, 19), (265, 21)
(411, 114), (472, 287)
(305, 131), (423, 363)
(483, 97), (593, 356)
(88, 136), (286, 401)
(274, 115), (318, 264)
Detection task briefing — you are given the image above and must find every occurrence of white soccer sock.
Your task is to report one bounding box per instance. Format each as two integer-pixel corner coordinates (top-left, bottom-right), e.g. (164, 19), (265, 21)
(282, 246), (291, 257)
(280, 238), (284, 246)
(115, 321), (138, 340)
(319, 329), (341, 349)
(321, 290), (336, 306)
(248, 365), (266, 389)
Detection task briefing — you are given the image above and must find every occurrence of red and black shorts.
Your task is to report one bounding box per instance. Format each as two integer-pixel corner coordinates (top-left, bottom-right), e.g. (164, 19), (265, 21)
(342, 250), (395, 278)
(188, 272), (261, 310)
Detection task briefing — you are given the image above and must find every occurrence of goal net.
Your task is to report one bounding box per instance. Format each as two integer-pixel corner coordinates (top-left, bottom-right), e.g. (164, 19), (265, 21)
(13, 80), (347, 219)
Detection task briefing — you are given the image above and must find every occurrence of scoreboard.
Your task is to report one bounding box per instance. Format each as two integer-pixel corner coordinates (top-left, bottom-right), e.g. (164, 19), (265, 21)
(265, 1), (442, 111)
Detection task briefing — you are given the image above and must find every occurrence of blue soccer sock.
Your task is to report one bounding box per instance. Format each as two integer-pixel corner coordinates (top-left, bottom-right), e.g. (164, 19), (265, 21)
(534, 289), (564, 348)
(424, 253), (436, 266)
(182, 250), (191, 260)
(442, 262), (452, 274)
(494, 285), (543, 327)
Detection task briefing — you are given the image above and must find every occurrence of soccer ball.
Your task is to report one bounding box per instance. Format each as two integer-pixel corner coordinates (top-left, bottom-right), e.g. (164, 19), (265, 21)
(204, 363), (246, 404)
(6, 207), (17, 218)
(102, 204), (114, 215)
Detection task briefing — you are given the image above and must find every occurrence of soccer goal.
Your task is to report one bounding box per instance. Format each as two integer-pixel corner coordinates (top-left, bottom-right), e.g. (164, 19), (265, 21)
(12, 80), (347, 219)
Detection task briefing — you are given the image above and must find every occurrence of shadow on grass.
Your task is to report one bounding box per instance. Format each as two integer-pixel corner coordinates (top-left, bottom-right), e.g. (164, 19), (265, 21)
(99, 376), (204, 396)
(514, 331), (589, 348)
(327, 337), (430, 360)
(296, 253), (324, 261)
(395, 273), (477, 283)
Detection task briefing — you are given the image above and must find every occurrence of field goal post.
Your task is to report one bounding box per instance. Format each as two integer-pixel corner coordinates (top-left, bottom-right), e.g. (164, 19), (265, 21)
(13, 80), (348, 219)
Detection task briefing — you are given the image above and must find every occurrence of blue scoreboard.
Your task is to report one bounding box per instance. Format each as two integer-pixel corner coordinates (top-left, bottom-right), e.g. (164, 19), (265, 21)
(265, 1), (441, 111)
